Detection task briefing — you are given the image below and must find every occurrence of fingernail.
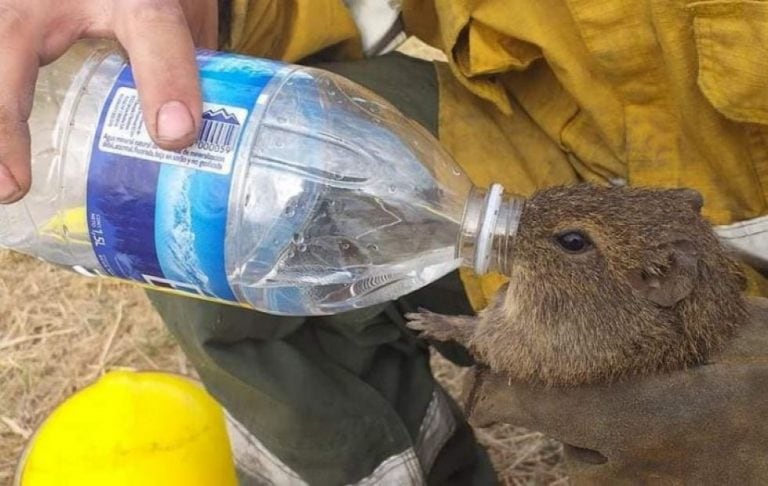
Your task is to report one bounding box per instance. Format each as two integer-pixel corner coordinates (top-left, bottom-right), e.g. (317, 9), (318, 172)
(157, 101), (195, 143)
(0, 163), (21, 203)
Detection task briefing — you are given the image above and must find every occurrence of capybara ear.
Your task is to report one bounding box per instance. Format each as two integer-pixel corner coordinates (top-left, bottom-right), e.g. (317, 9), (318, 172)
(628, 240), (699, 307)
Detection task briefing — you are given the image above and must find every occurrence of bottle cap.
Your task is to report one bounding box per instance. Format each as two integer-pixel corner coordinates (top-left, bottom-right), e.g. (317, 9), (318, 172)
(474, 183), (505, 275)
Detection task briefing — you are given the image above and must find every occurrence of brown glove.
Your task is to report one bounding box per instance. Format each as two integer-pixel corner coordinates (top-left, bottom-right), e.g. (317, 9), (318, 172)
(464, 299), (768, 485)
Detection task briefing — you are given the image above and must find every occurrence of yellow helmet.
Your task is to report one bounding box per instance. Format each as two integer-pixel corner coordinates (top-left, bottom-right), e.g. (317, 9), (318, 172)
(16, 370), (238, 486)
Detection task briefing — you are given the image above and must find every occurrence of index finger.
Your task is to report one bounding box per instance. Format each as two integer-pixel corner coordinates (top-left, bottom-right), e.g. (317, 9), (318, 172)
(112, 0), (202, 151)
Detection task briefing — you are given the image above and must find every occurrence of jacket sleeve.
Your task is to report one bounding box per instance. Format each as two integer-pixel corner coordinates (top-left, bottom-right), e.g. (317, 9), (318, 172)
(222, 0), (362, 62)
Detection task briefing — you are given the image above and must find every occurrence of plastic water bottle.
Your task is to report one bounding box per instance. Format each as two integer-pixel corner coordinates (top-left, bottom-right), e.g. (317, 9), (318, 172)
(0, 41), (522, 316)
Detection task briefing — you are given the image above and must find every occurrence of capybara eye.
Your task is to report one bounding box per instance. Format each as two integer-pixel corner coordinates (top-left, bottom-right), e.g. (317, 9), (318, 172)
(554, 231), (592, 253)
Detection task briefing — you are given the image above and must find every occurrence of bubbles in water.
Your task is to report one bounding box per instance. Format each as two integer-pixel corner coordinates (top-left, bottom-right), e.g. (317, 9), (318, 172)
(366, 244), (379, 252)
(292, 233), (304, 244)
(284, 205), (296, 217)
(298, 244), (307, 252)
(340, 242), (351, 251)
(451, 166), (461, 176)
(387, 185), (397, 194)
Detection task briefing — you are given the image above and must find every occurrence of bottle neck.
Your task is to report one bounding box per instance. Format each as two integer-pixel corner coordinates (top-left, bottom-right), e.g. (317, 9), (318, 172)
(460, 184), (524, 276)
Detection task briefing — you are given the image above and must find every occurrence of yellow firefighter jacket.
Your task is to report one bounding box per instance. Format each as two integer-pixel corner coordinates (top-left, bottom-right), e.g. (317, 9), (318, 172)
(226, 0), (768, 308)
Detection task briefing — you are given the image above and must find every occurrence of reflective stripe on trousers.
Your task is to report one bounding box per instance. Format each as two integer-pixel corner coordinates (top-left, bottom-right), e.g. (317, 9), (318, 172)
(226, 388), (456, 485)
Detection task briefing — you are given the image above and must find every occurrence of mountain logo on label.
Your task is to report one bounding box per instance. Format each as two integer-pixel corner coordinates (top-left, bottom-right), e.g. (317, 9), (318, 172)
(202, 108), (241, 125)
(198, 107), (244, 153)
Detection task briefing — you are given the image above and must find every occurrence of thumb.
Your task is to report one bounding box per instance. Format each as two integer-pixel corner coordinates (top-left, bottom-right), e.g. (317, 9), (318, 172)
(0, 39), (37, 203)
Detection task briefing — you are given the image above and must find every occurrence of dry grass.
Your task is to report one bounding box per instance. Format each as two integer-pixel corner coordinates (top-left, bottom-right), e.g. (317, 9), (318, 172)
(0, 252), (566, 485)
(0, 252), (187, 484)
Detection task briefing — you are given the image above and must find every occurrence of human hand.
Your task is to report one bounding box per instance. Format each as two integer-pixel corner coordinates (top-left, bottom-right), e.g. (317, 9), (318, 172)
(0, 0), (219, 203)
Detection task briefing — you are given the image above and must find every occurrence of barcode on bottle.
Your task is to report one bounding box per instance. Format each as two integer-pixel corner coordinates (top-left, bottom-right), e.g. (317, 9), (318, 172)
(198, 116), (241, 153)
(98, 87), (248, 175)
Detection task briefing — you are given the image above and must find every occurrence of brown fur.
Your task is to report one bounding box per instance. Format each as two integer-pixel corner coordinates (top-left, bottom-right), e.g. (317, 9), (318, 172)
(408, 184), (749, 386)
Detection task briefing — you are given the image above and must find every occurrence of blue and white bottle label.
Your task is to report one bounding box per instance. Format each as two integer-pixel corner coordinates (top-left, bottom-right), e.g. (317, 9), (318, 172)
(87, 50), (284, 302)
(98, 87), (247, 175)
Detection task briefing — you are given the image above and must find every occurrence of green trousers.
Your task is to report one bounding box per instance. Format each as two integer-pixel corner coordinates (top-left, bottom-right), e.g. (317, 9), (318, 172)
(149, 53), (497, 486)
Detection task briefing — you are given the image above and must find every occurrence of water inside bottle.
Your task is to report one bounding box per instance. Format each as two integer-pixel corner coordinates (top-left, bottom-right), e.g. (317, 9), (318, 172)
(222, 68), (472, 314)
